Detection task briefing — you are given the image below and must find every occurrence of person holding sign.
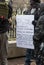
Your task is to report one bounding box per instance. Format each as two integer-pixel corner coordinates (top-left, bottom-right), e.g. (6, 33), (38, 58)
(33, 3), (44, 65)
(24, 0), (40, 65)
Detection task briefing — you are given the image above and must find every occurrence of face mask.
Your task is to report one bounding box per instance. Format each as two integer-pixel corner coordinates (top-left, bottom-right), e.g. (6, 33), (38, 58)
(31, 8), (36, 14)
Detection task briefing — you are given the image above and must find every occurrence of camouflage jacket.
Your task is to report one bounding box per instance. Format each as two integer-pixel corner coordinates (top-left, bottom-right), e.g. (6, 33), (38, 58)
(34, 15), (44, 42)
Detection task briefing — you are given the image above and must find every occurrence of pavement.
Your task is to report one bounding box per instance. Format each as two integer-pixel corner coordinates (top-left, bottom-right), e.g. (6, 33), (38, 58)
(8, 57), (36, 65)
(8, 57), (25, 65)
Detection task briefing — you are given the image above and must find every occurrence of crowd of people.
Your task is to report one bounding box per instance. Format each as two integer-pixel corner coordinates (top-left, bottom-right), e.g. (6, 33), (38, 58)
(0, 0), (44, 65)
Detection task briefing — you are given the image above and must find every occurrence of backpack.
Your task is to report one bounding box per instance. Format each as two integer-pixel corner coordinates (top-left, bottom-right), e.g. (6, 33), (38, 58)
(0, 0), (10, 19)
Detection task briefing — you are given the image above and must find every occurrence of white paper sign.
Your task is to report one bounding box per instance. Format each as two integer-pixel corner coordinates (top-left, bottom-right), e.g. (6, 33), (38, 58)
(16, 15), (34, 49)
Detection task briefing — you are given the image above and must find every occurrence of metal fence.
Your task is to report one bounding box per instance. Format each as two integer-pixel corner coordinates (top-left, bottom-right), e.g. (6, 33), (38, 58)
(8, 20), (16, 39)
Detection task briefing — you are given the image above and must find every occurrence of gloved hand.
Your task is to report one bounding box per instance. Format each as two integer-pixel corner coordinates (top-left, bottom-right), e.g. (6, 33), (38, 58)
(32, 20), (37, 26)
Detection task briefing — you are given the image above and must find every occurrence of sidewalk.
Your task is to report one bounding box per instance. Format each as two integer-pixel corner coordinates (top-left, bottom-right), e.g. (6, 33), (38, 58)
(8, 57), (25, 65)
(8, 57), (36, 65)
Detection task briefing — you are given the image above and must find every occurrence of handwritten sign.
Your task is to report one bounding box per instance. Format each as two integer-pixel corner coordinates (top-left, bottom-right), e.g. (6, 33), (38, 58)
(16, 15), (34, 49)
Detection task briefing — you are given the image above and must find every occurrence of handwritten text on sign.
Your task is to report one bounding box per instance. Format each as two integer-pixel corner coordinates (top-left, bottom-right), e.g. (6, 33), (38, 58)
(16, 15), (34, 49)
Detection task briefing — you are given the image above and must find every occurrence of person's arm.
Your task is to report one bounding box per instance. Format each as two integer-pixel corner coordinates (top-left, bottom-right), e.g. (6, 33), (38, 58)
(33, 16), (44, 41)
(8, 0), (13, 23)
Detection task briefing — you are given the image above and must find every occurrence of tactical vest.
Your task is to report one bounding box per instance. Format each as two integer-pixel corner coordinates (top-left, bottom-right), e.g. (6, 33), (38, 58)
(0, 0), (9, 19)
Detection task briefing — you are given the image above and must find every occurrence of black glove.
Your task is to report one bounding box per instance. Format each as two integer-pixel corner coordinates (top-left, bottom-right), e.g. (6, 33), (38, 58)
(32, 20), (36, 26)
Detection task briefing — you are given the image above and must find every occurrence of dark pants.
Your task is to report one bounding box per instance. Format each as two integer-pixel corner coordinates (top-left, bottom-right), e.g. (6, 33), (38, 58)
(0, 33), (8, 65)
(24, 49), (34, 65)
(36, 47), (44, 65)
(33, 37), (44, 65)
